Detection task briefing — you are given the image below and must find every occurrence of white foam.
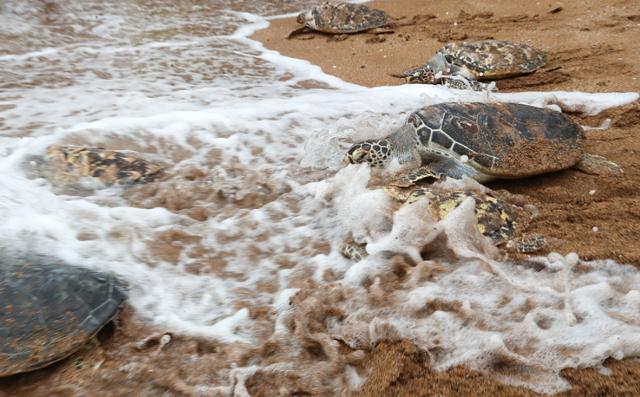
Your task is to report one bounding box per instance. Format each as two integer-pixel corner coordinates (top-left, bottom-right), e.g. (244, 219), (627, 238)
(316, 169), (640, 393)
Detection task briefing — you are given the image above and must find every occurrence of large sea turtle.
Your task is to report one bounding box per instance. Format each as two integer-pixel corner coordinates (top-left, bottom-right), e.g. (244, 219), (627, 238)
(0, 255), (126, 377)
(343, 102), (622, 183)
(399, 40), (546, 88)
(341, 185), (544, 260)
(288, 2), (391, 39)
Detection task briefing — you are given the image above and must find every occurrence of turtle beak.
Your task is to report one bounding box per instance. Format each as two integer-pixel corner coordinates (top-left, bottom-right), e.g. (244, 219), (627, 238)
(342, 155), (352, 166)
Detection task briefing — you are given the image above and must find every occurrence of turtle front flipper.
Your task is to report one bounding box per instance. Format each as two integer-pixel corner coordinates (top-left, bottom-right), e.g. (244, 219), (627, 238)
(439, 76), (494, 91)
(286, 26), (311, 39)
(341, 240), (368, 261)
(573, 153), (623, 176)
(506, 234), (547, 254)
(388, 166), (444, 188)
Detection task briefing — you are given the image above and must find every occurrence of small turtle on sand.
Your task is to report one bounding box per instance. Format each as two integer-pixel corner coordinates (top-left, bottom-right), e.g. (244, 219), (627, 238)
(399, 40), (546, 89)
(341, 185), (544, 260)
(288, 2), (392, 39)
(0, 255), (126, 377)
(343, 102), (622, 184)
(32, 145), (166, 190)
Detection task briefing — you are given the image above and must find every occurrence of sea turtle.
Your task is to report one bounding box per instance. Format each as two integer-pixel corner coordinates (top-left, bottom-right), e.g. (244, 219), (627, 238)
(343, 102), (622, 183)
(399, 40), (546, 88)
(30, 145), (166, 190)
(288, 2), (392, 39)
(341, 185), (544, 260)
(0, 255), (126, 377)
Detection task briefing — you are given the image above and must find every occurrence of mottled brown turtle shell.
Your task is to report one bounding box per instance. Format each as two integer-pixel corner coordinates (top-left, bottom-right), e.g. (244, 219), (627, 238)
(384, 186), (527, 244)
(46, 145), (165, 185)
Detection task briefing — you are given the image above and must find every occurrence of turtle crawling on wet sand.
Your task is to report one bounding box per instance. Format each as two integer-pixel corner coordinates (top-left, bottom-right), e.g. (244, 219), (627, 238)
(341, 185), (545, 260)
(399, 40), (546, 89)
(288, 2), (392, 39)
(0, 255), (126, 377)
(34, 145), (166, 189)
(343, 102), (622, 183)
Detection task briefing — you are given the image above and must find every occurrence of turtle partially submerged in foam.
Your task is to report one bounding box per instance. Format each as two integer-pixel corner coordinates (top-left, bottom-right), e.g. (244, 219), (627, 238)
(343, 102), (622, 183)
(0, 255), (126, 377)
(341, 185), (545, 260)
(33, 145), (166, 190)
(399, 40), (546, 89)
(288, 2), (391, 39)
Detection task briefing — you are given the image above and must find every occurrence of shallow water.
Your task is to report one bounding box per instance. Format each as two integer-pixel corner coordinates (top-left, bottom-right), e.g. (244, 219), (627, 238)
(1, 0), (639, 394)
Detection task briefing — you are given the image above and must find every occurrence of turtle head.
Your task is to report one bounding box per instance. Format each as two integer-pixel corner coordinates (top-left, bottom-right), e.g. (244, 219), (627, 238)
(296, 11), (309, 25)
(296, 3), (323, 29)
(343, 139), (393, 168)
(401, 53), (471, 84)
(401, 65), (438, 84)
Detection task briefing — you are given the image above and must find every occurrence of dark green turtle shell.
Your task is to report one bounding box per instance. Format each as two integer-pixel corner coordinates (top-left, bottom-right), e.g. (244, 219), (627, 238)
(0, 256), (126, 377)
(408, 102), (585, 178)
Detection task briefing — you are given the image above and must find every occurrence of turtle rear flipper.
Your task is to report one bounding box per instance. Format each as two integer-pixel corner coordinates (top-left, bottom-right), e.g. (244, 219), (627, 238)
(370, 26), (394, 35)
(573, 153), (623, 176)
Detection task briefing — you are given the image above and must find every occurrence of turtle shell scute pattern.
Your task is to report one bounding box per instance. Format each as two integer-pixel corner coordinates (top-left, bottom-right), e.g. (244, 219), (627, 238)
(411, 102), (585, 177)
(46, 145), (165, 185)
(307, 2), (389, 34)
(384, 186), (526, 245)
(437, 40), (546, 80)
(0, 256), (126, 377)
